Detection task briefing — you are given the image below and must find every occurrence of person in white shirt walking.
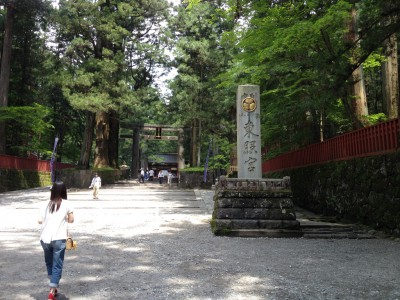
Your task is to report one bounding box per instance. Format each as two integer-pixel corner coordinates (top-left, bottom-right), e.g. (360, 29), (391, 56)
(168, 171), (173, 185)
(89, 173), (102, 199)
(38, 181), (74, 300)
(149, 169), (154, 181)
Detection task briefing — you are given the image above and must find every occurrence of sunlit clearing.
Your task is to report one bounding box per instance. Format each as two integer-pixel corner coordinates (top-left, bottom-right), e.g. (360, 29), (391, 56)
(10, 293), (35, 300)
(223, 294), (263, 300)
(131, 265), (152, 271)
(107, 244), (121, 249)
(203, 258), (224, 263)
(1, 240), (41, 252)
(80, 276), (100, 282)
(122, 247), (142, 252)
(165, 277), (196, 285)
(230, 275), (269, 294)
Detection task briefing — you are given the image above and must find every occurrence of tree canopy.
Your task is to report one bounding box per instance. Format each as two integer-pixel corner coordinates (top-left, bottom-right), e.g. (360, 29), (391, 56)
(0, 0), (399, 169)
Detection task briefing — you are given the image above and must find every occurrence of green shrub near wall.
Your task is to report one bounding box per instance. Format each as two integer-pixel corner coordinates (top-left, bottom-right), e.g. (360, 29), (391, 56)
(266, 152), (400, 235)
(0, 169), (51, 192)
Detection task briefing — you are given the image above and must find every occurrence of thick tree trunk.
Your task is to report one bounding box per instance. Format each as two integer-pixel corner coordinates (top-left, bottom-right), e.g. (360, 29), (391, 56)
(347, 4), (368, 128)
(382, 33), (399, 119)
(78, 111), (95, 169)
(0, 3), (15, 154)
(131, 126), (141, 178)
(94, 111), (110, 168)
(190, 118), (199, 167)
(349, 66), (368, 119)
(108, 110), (119, 168)
(197, 119), (201, 166)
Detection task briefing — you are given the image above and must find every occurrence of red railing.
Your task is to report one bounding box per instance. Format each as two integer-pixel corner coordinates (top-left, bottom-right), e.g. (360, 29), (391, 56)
(262, 118), (400, 173)
(0, 154), (76, 172)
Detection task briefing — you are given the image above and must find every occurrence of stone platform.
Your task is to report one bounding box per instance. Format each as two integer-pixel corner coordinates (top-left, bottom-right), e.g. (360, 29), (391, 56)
(211, 176), (303, 237)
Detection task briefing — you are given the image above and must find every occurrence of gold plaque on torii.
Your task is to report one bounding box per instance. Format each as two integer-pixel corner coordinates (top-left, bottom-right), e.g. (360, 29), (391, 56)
(241, 97), (256, 112)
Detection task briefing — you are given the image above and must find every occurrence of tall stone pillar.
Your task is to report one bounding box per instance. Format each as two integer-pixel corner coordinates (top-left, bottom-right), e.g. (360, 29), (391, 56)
(210, 86), (302, 237)
(236, 85), (262, 178)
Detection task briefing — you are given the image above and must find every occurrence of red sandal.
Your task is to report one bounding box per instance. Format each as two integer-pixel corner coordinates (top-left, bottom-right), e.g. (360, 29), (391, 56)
(48, 288), (57, 299)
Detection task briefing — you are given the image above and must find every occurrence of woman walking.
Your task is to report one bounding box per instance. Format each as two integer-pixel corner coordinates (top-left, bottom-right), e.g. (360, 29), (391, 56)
(38, 181), (74, 300)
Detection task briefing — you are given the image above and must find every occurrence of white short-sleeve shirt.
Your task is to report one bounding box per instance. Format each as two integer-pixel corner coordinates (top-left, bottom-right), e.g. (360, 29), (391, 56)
(39, 200), (73, 243)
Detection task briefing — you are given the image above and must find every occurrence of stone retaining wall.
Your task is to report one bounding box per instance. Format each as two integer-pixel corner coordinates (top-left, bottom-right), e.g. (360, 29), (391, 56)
(0, 168), (130, 192)
(178, 170), (214, 189)
(0, 169), (51, 192)
(267, 152), (400, 236)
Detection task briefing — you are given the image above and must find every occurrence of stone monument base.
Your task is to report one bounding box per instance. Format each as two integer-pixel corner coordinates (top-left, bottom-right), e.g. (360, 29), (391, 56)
(211, 176), (303, 238)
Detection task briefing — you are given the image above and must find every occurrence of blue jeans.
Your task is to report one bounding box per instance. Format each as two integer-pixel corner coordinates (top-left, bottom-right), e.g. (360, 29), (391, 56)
(41, 239), (66, 288)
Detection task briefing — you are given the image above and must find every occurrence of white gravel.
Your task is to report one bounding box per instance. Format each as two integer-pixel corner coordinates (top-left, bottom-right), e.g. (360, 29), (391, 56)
(0, 184), (399, 300)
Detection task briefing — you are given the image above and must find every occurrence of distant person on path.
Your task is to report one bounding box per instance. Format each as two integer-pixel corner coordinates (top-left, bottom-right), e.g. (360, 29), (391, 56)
(158, 171), (164, 184)
(149, 169), (154, 181)
(89, 173), (102, 199)
(38, 181), (74, 300)
(140, 168), (145, 183)
(168, 171), (173, 185)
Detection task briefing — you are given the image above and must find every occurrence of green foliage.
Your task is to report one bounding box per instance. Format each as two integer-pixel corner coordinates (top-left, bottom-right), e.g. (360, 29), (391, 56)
(1, 0), (400, 170)
(167, 0), (236, 166)
(180, 167), (205, 172)
(0, 104), (53, 155)
(208, 154), (229, 170)
(56, 0), (170, 116)
(363, 113), (388, 125)
(202, 137), (232, 170)
(217, 0), (400, 157)
(326, 99), (353, 135)
(363, 52), (386, 70)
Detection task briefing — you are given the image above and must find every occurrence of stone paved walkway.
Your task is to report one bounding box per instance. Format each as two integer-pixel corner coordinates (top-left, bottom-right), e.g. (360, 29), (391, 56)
(0, 181), (400, 300)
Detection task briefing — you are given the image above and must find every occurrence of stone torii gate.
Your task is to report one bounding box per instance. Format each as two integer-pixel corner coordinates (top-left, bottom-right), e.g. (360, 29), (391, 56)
(120, 124), (185, 175)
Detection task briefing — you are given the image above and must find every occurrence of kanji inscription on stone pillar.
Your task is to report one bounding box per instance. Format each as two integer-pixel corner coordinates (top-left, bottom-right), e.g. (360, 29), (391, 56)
(236, 85), (262, 178)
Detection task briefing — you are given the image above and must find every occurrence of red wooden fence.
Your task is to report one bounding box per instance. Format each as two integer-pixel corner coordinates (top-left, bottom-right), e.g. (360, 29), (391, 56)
(0, 154), (76, 172)
(262, 118), (400, 173)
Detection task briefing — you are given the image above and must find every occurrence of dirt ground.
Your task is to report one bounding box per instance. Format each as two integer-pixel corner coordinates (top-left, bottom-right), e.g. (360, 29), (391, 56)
(0, 182), (400, 300)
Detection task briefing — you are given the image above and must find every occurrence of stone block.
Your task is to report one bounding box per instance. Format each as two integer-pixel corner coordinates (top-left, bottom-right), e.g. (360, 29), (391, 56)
(218, 190), (292, 199)
(211, 177), (302, 237)
(258, 219), (300, 229)
(243, 208), (297, 220)
(213, 219), (232, 230)
(230, 219), (259, 229)
(222, 229), (303, 238)
(216, 208), (244, 219)
(217, 198), (233, 208)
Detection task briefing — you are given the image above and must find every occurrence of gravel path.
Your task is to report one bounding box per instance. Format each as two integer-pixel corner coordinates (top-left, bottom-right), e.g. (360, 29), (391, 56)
(0, 183), (399, 300)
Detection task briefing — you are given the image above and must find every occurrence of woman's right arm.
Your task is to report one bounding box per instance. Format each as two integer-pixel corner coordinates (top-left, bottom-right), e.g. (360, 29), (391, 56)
(67, 212), (74, 223)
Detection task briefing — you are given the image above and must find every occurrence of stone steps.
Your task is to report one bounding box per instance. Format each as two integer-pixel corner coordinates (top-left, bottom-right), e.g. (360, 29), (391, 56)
(294, 206), (376, 239)
(215, 226), (375, 239)
(300, 223), (376, 239)
(219, 228), (304, 238)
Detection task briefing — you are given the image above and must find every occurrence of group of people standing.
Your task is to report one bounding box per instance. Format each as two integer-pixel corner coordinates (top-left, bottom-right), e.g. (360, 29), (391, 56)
(139, 168), (155, 182)
(139, 168), (174, 185)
